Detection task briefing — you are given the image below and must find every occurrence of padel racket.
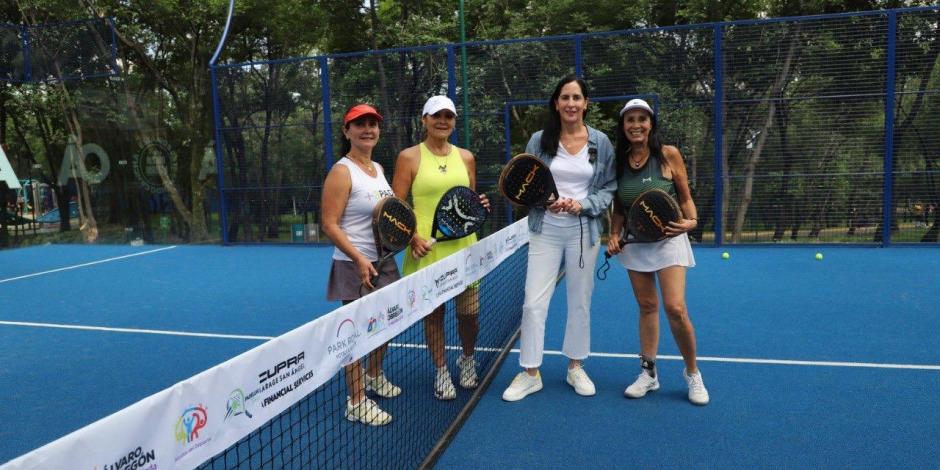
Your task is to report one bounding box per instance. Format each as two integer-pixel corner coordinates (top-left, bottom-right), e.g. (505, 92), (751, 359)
(363, 196), (416, 293)
(498, 153), (559, 207)
(598, 188), (683, 279)
(625, 188), (683, 243)
(429, 186), (488, 245)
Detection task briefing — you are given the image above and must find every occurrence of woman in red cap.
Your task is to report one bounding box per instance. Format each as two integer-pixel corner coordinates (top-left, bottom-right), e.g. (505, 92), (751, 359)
(392, 95), (488, 401)
(321, 103), (400, 425)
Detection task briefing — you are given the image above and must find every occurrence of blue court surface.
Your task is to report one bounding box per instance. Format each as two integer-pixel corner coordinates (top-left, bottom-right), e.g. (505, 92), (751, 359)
(1, 244), (939, 468)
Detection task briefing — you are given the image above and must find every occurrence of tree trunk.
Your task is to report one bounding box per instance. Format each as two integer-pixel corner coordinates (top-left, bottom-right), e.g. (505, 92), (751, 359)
(731, 25), (799, 242)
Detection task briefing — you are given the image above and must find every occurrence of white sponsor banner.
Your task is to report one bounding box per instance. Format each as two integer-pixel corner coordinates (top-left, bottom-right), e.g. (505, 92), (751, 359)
(2, 218), (529, 470)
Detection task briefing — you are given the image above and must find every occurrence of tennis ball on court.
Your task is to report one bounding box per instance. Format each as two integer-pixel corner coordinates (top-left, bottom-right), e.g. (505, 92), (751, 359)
(815, 252), (823, 260)
(721, 252), (730, 260)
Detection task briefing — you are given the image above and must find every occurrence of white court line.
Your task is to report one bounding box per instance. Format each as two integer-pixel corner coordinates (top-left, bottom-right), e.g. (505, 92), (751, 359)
(1, 321), (936, 371)
(0, 246), (178, 284)
(0, 321), (274, 341)
(392, 343), (940, 371)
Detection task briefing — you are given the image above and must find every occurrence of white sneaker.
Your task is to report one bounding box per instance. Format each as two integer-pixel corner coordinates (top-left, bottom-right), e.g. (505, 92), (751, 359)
(365, 372), (401, 398)
(566, 363), (596, 396)
(345, 397), (391, 426)
(434, 366), (457, 400)
(683, 369), (710, 406)
(502, 371), (543, 401)
(624, 371), (660, 398)
(457, 354), (478, 389)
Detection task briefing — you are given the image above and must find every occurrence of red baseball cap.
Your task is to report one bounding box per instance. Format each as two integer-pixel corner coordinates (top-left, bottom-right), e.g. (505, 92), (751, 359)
(343, 104), (383, 125)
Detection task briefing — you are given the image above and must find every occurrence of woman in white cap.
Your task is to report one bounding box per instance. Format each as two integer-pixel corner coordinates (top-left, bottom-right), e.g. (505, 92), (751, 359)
(322, 104), (401, 425)
(501, 75), (617, 402)
(392, 95), (488, 400)
(606, 98), (709, 405)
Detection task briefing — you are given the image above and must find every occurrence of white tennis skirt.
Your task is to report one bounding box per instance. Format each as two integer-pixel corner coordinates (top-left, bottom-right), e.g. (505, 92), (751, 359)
(616, 232), (695, 272)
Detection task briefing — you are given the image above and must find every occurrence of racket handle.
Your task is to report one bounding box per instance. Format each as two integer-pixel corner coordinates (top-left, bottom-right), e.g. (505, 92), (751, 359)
(604, 238), (628, 258)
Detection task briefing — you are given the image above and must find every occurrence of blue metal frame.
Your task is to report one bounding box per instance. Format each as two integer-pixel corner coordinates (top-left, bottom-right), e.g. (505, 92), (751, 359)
(447, 46), (458, 145)
(713, 24), (725, 246)
(881, 12), (897, 246)
(21, 25), (31, 83)
(574, 36), (583, 77)
(320, 57), (335, 169)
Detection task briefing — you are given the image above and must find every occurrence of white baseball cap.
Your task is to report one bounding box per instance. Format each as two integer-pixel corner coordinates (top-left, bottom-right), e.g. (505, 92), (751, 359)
(422, 95), (457, 116)
(619, 98), (654, 116)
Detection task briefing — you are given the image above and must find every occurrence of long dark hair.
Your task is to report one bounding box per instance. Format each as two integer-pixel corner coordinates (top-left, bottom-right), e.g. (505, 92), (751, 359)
(615, 109), (663, 178)
(339, 132), (352, 157)
(539, 75), (589, 157)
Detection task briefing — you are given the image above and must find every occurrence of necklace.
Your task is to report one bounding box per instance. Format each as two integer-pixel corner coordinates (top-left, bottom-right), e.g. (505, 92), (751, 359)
(348, 156), (376, 176)
(630, 151), (649, 169)
(427, 143), (450, 174)
(560, 129), (587, 153)
(435, 154), (448, 174)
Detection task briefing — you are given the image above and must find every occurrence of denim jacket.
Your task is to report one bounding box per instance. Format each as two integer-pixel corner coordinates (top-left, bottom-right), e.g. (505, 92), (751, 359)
(525, 125), (617, 246)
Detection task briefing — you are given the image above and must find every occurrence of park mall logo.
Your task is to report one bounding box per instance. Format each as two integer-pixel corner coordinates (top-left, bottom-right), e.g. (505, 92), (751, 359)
(328, 318), (360, 365)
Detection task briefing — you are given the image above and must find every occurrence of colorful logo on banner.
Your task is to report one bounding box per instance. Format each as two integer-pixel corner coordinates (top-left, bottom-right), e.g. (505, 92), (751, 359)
(328, 318), (360, 365)
(174, 405), (208, 444)
(173, 404), (212, 462)
(98, 446), (157, 470)
(421, 284), (433, 307)
(224, 388), (253, 421)
(407, 289), (417, 315)
(367, 311), (387, 336)
(465, 252), (479, 278)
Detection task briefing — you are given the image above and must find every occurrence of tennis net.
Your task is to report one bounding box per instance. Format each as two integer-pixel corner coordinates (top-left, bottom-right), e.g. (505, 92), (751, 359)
(4, 218), (529, 470)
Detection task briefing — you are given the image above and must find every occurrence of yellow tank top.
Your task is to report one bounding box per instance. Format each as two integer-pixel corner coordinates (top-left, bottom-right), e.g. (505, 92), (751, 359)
(402, 142), (478, 275)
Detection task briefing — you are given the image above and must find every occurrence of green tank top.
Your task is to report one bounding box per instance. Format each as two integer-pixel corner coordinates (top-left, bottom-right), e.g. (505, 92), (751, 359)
(617, 152), (677, 209)
(402, 143), (478, 275)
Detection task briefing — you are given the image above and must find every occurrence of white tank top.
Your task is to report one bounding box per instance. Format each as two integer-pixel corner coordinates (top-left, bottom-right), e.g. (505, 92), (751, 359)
(544, 143), (592, 227)
(332, 157), (395, 261)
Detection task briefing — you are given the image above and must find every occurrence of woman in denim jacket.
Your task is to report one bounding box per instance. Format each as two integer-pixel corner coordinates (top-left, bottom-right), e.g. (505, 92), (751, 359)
(502, 75), (616, 402)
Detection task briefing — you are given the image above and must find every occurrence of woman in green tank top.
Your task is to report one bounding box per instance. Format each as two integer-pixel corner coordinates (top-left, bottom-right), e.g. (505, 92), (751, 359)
(606, 99), (710, 406)
(392, 95), (490, 401)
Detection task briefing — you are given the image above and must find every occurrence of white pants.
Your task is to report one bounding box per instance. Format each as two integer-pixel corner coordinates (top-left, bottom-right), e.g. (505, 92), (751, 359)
(519, 221), (600, 368)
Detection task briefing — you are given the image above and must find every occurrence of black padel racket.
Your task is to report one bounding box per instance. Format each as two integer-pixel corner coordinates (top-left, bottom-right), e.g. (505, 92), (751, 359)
(626, 188), (682, 243)
(598, 188), (683, 279)
(498, 153), (559, 207)
(429, 186), (488, 245)
(363, 196), (416, 292)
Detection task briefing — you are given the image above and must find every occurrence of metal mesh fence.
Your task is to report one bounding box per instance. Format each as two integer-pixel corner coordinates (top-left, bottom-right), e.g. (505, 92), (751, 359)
(212, 7), (940, 245)
(0, 18), (118, 83)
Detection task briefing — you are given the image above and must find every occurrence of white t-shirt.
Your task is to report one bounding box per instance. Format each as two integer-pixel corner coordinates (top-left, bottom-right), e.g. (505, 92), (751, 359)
(332, 157), (395, 261)
(544, 144), (592, 227)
